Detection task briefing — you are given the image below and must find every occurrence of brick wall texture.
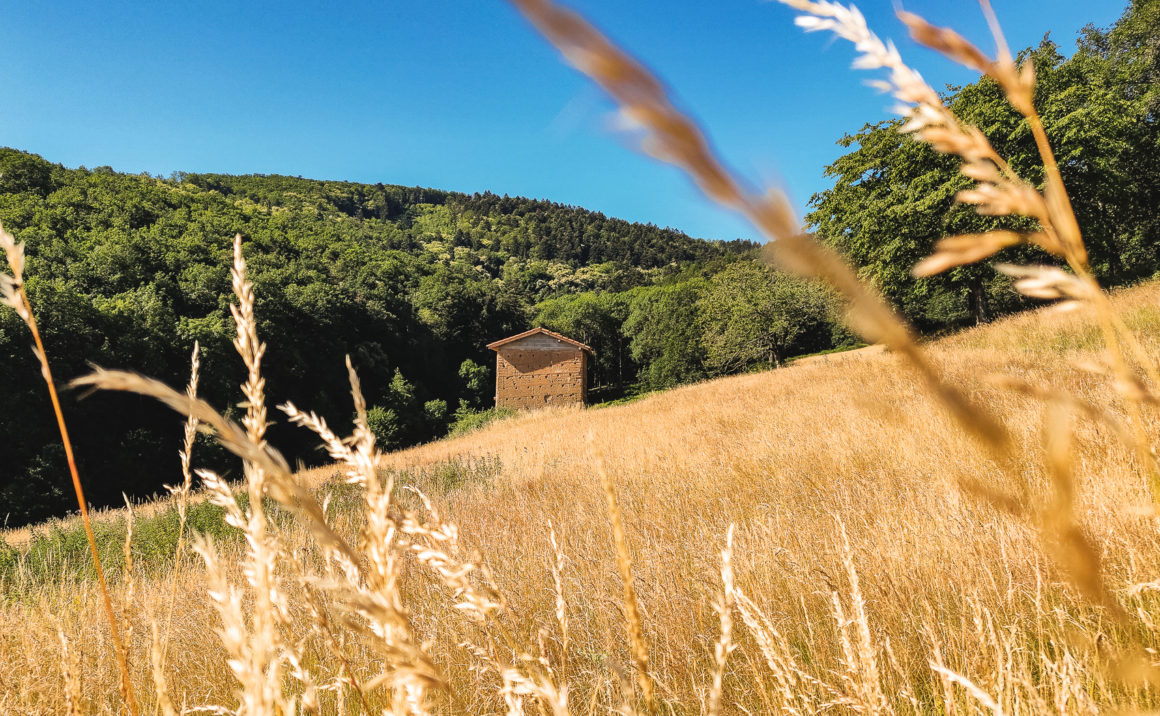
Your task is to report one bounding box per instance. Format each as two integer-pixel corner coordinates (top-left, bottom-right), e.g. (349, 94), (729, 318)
(495, 338), (587, 410)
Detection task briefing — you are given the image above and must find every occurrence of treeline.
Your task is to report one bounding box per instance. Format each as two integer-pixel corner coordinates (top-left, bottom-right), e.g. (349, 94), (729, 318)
(536, 262), (855, 394)
(0, 150), (762, 525)
(809, 0), (1160, 330)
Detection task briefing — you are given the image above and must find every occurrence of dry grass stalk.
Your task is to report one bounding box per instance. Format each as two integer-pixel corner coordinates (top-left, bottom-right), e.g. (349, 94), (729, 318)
(732, 585), (832, 710)
(897, 1), (1160, 375)
(120, 499), (137, 706)
(548, 520), (570, 679)
(1037, 404), (1122, 614)
(72, 367), (361, 567)
(780, 0), (1056, 257)
(0, 220), (139, 714)
(831, 520), (889, 713)
(161, 342), (200, 668)
(706, 524), (735, 716)
(913, 232), (1027, 278)
(57, 626), (83, 716)
(294, 571), (374, 714)
(508, 0), (1146, 616)
(225, 233), (289, 715)
(283, 360), (470, 708)
(150, 622), (178, 716)
(7, 281), (1160, 710)
(782, 0), (1160, 493)
(778, 0), (1160, 611)
(929, 663), (1006, 716)
(80, 352), (454, 708)
(508, 0), (1014, 461)
(8, 3), (1160, 713)
(595, 456), (655, 711)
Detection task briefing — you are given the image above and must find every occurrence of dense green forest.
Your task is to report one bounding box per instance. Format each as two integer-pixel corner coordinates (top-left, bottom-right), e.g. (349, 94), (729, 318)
(2, 152), (819, 525)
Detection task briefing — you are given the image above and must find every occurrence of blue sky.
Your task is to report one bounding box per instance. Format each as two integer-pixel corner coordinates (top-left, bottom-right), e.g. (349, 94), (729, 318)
(0, 0), (1127, 242)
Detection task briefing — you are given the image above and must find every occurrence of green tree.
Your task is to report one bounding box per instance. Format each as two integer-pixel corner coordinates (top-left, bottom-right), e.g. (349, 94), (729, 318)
(0, 147), (751, 524)
(698, 262), (836, 371)
(0, 149), (53, 196)
(534, 291), (632, 388)
(808, 1), (1160, 328)
(366, 406), (402, 450)
(623, 279), (708, 390)
(457, 358), (491, 409)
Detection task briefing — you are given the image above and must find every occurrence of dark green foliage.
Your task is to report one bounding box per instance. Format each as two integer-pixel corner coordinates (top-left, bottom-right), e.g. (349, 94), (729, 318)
(457, 358), (491, 410)
(623, 279), (711, 390)
(366, 406), (403, 451)
(0, 153), (753, 525)
(0, 149), (53, 196)
(808, 1), (1160, 330)
(423, 399), (450, 435)
(0, 537), (17, 578)
(536, 266), (855, 394)
(535, 291), (632, 388)
(4, 2), (1152, 535)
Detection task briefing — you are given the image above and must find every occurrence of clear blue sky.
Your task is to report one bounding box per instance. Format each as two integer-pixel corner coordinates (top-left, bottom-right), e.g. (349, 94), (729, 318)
(0, 0), (1127, 242)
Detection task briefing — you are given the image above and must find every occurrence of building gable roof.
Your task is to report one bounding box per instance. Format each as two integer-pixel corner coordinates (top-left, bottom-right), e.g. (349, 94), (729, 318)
(486, 327), (594, 355)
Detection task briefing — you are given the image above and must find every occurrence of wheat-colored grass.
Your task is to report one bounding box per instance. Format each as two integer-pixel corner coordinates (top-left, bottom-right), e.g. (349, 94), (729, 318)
(3, 284), (1160, 713)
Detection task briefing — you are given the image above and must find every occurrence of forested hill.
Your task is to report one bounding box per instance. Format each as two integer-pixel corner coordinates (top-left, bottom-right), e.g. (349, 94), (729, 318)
(0, 148), (761, 524)
(188, 172), (750, 268)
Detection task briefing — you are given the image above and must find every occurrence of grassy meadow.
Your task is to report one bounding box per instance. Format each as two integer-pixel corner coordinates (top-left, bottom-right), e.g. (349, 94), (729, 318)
(4, 281), (1160, 713)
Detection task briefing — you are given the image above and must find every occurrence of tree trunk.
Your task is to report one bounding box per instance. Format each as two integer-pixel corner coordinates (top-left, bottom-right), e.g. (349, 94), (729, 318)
(970, 280), (989, 325)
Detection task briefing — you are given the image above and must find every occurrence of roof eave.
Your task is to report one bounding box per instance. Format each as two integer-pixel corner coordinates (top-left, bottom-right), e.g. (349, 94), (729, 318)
(487, 327), (594, 355)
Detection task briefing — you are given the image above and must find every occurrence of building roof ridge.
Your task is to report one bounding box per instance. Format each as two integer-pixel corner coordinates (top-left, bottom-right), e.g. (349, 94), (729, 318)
(486, 326), (594, 354)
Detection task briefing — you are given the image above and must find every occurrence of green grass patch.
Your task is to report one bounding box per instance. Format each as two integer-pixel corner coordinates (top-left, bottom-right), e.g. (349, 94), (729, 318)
(390, 455), (503, 496)
(785, 343), (869, 364)
(591, 390), (658, 409)
(0, 492), (284, 588)
(447, 406), (517, 438)
(0, 536), (17, 577)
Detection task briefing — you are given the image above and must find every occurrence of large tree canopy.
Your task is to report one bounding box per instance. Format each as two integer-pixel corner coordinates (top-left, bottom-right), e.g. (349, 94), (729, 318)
(699, 262), (839, 371)
(807, 0), (1160, 330)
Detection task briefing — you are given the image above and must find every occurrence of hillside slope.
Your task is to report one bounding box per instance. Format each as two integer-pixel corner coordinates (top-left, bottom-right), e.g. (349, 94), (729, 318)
(5, 281), (1160, 712)
(310, 281), (1156, 710)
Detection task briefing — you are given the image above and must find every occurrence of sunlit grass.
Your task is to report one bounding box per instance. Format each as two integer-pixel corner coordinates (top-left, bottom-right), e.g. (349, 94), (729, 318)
(4, 282), (1160, 712)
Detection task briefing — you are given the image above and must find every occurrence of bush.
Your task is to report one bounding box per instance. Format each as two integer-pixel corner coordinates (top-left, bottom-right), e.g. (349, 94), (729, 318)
(367, 405), (403, 449)
(447, 405), (516, 438)
(423, 399), (450, 434)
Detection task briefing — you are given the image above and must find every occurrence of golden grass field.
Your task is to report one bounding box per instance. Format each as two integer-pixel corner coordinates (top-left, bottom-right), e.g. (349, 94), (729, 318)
(5, 281), (1160, 714)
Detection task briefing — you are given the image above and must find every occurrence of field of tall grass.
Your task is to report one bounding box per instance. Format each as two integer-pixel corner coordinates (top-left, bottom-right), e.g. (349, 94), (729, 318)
(4, 0), (1160, 713)
(4, 279), (1160, 713)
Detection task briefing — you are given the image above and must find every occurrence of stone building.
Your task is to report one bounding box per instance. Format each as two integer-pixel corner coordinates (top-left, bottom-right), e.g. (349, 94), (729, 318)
(487, 327), (593, 410)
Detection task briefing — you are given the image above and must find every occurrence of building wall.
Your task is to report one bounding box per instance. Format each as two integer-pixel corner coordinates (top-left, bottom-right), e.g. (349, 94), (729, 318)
(495, 338), (586, 410)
